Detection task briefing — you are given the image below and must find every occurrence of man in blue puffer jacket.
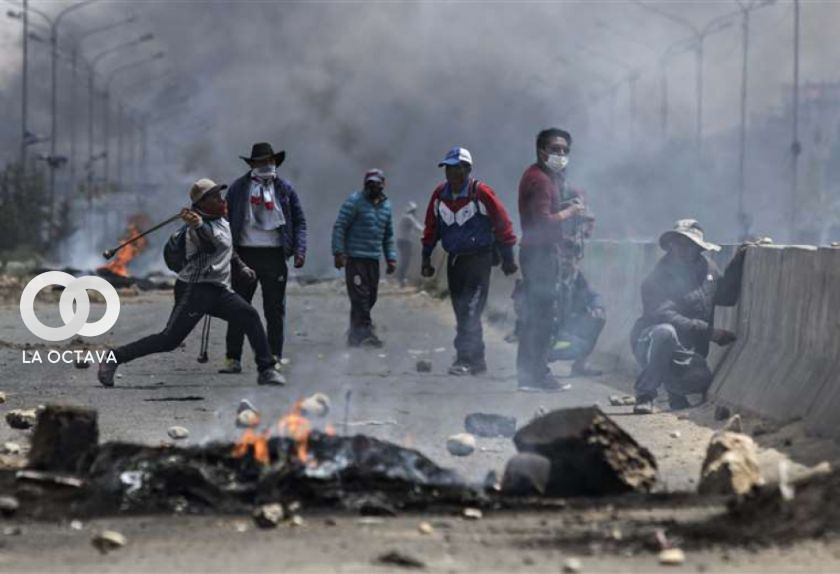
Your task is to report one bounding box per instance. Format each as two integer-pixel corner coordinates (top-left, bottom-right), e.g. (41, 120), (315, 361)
(332, 169), (397, 347)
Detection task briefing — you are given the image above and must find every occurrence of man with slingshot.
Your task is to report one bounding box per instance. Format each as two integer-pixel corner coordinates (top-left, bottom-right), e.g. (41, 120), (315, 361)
(97, 178), (286, 387)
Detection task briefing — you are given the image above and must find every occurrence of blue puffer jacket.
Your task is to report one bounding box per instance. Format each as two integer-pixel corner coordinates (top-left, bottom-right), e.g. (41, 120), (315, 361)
(332, 191), (397, 261)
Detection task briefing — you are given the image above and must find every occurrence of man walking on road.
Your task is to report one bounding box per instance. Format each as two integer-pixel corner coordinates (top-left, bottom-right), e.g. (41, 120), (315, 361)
(396, 201), (424, 287)
(421, 146), (518, 376)
(630, 219), (746, 414)
(98, 179), (285, 387)
(332, 169), (397, 347)
(516, 128), (590, 391)
(220, 142), (307, 380)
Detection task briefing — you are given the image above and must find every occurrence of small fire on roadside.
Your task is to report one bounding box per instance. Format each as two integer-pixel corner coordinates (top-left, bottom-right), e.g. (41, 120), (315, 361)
(233, 400), (325, 466)
(97, 214), (150, 278)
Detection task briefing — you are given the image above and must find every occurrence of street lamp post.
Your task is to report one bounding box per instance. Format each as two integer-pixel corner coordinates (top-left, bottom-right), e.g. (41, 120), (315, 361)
(790, 0), (801, 240)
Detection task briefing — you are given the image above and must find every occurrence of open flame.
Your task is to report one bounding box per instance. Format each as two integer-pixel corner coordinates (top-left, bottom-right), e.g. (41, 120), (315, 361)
(233, 400), (320, 466)
(97, 219), (148, 278)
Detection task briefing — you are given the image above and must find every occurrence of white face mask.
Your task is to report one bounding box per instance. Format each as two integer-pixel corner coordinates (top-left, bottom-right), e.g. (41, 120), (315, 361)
(545, 154), (569, 172)
(252, 164), (276, 181)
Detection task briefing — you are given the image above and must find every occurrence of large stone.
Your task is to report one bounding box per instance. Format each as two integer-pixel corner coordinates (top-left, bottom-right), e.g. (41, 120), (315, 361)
(252, 503), (285, 528)
(501, 453), (551, 495)
(698, 431), (763, 496)
(6, 409), (37, 430)
(512, 406), (657, 496)
(300, 393), (330, 417)
(446, 433), (476, 456)
(28, 405), (98, 473)
(465, 413), (517, 438)
(91, 530), (127, 554)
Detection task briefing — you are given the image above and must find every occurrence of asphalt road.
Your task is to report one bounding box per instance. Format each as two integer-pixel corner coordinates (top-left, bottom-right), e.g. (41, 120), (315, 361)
(0, 279), (838, 572)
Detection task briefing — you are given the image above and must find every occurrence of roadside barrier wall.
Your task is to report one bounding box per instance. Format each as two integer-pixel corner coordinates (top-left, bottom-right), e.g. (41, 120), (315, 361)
(429, 241), (839, 439)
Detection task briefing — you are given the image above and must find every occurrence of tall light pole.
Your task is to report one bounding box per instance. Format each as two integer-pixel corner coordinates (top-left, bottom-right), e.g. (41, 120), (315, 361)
(734, 0), (776, 240)
(633, 2), (736, 147)
(102, 51), (165, 190)
(790, 0), (801, 240)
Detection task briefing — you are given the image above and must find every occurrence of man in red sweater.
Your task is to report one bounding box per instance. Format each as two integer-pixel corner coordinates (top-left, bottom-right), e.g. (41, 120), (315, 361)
(421, 146), (518, 376)
(516, 128), (590, 390)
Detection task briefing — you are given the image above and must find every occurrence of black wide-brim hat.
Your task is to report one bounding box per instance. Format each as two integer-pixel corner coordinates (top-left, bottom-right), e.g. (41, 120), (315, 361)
(240, 142), (286, 166)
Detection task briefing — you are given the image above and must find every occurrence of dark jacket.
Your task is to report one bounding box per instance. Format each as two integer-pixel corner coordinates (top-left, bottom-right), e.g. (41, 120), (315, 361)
(227, 173), (307, 258)
(559, 271), (603, 325)
(630, 249), (745, 357)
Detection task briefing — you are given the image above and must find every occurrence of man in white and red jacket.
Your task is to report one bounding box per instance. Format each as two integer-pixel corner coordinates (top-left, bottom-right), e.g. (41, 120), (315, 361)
(421, 146), (518, 376)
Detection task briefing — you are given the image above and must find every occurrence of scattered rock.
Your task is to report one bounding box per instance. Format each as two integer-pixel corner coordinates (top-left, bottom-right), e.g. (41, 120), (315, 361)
(562, 557), (582, 573)
(723, 415), (742, 433)
(236, 409), (260, 428)
(2, 442), (20, 455)
(465, 413), (517, 438)
(290, 515), (304, 527)
(91, 530), (127, 554)
(28, 405), (99, 473)
(501, 453), (551, 495)
(3, 526), (22, 536)
(70, 520), (84, 531)
(446, 433), (476, 456)
(513, 406), (658, 496)
(669, 431), (681, 439)
(252, 503), (285, 528)
(376, 550), (426, 569)
(462, 507), (482, 520)
(698, 431), (763, 496)
(167, 426), (189, 440)
(0, 392), (6, 404)
(658, 548), (686, 565)
(73, 359), (91, 369)
(0, 496), (19, 517)
(300, 393), (330, 417)
(714, 405), (732, 421)
(415, 359), (432, 373)
(608, 394), (636, 407)
(418, 521), (434, 535)
(5, 409), (36, 430)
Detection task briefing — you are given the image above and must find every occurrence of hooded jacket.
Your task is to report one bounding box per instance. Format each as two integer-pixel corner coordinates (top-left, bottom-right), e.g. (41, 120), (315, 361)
(332, 190), (397, 262)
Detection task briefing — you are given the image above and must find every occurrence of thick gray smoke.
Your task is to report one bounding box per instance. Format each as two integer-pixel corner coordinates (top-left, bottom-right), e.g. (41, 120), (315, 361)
(2, 1), (840, 268)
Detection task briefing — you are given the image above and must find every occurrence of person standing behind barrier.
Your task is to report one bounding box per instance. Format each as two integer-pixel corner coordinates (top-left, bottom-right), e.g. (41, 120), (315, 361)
(396, 202), (424, 287)
(220, 142), (307, 382)
(516, 128), (589, 391)
(630, 219), (747, 414)
(421, 146), (518, 376)
(332, 169), (397, 348)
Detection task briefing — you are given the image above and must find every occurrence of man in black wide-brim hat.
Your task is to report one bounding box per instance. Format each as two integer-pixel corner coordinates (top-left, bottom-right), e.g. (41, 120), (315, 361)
(220, 142), (307, 382)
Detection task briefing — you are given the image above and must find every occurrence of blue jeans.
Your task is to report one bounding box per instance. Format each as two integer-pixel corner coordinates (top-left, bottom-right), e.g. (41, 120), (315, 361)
(633, 323), (711, 399)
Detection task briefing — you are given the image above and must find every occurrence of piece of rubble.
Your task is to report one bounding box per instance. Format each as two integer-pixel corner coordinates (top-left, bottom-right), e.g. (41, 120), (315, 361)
(723, 414), (742, 433)
(300, 393), (330, 417)
(608, 395), (636, 407)
(669, 431), (681, 439)
(416, 359), (432, 373)
(513, 406), (658, 496)
(290, 515), (304, 527)
(698, 431), (763, 496)
(91, 530), (127, 554)
(3, 526), (22, 536)
(462, 507), (482, 520)
(418, 521), (434, 535)
(562, 557), (582, 573)
(28, 405), (98, 472)
(0, 496), (19, 517)
(658, 548), (685, 565)
(0, 391), (6, 404)
(714, 405), (732, 421)
(252, 503), (285, 529)
(446, 433), (476, 456)
(5, 409), (37, 430)
(3, 442), (20, 455)
(376, 550), (426, 569)
(70, 520), (84, 531)
(501, 453), (551, 495)
(167, 426), (190, 440)
(465, 413), (517, 438)
(236, 409), (260, 429)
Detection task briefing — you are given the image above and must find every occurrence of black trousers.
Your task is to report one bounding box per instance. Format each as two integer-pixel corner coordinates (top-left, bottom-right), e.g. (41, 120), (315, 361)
(114, 281), (274, 371)
(447, 250), (492, 363)
(346, 257), (380, 343)
(516, 244), (560, 382)
(396, 239), (413, 285)
(226, 247), (288, 361)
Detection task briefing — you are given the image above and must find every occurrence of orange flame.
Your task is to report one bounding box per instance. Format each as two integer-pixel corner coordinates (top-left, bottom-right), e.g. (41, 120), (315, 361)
(231, 428), (270, 465)
(98, 222), (147, 278)
(277, 401), (312, 463)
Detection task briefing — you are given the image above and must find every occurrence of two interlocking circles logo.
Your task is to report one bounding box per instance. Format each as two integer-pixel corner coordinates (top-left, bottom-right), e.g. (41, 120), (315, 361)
(20, 272), (120, 342)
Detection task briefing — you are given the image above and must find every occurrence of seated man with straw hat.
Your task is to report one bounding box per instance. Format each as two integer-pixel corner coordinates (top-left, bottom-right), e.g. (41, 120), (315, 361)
(97, 178), (286, 387)
(630, 219), (747, 414)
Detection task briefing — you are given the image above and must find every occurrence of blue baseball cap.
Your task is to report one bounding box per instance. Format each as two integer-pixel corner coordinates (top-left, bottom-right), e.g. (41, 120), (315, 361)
(438, 146), (473, 167)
